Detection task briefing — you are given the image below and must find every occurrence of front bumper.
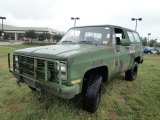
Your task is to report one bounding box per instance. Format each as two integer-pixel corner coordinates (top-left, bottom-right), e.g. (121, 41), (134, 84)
(8, 53), (79, 99)
(10, 70), (79, 99)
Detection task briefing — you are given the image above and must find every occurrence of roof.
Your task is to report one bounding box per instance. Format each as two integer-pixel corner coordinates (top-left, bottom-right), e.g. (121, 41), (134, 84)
(73, 24), (135, 32)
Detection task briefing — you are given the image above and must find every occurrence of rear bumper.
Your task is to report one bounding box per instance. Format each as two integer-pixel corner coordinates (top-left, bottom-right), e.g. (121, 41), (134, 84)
(11, 70), (79, 99)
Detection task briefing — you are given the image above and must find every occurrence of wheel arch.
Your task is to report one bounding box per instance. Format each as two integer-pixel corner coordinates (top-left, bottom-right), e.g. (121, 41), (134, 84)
(82, 65), (109, 83)
(81, 65), (109, 97)
(134, 56), (143, 64)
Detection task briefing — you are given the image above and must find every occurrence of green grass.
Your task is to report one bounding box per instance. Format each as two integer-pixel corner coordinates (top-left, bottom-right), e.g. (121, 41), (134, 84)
(0, 45), (160, 120)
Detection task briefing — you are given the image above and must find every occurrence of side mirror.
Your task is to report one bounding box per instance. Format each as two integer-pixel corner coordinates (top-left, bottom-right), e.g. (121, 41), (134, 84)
(121, 39), (131, 46)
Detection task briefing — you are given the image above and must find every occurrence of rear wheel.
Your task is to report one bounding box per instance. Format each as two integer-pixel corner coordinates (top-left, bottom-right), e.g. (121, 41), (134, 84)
(125, 62), (138, 81)
(83, 74), (102, 113)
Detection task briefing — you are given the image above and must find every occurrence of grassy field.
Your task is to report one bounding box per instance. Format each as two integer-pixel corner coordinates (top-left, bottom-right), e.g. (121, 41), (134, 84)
(0, 45), (160, 120)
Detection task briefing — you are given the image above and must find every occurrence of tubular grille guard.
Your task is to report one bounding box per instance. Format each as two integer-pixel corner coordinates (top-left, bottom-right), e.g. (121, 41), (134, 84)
(10, 54), (66, 85)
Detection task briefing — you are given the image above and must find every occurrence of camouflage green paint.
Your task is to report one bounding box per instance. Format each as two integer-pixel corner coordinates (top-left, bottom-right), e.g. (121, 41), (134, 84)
(9, 25), (143, 99)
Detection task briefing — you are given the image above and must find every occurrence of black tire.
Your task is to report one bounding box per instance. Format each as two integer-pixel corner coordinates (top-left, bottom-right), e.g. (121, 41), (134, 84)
(83, 74), (102, 113)
(125, 62), (138, 81)
(28, 86), (36, 91)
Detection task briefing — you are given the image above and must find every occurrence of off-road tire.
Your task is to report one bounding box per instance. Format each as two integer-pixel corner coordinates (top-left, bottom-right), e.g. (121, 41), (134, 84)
(83, 74), (102, 113)
(125, 62), (138, 81)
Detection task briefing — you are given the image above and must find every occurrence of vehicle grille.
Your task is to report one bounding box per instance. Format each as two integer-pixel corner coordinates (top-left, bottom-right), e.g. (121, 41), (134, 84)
(17, 55), (58, 82)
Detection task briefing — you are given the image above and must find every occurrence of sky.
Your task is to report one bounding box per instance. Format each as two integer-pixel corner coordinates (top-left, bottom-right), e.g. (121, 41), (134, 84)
(0, 0), (160, 40)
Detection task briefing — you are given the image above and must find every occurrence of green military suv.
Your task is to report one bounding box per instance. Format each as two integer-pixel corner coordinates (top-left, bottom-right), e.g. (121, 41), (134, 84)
(8, 25), (143, 113)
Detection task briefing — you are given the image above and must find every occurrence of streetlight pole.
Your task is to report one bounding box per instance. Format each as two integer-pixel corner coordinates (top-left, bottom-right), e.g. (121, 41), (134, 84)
(71, 17), (80, 27)
(0, 16), (6, 36)
(131, 18), (142, 31)
(147, 33), (151, 46)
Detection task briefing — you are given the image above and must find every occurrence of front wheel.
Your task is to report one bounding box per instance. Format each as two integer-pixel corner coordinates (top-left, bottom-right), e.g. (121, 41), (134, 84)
(28, 86), (36, 91)
(83, 74), (102, 113)
(125, 62), (138, 81)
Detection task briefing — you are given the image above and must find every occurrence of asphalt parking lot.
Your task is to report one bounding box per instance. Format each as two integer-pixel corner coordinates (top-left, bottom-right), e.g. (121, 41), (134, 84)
(0, 41), (23, 45)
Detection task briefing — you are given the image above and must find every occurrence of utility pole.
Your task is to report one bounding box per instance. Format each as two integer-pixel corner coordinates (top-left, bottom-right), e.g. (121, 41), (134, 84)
(0, 16), (6, 39)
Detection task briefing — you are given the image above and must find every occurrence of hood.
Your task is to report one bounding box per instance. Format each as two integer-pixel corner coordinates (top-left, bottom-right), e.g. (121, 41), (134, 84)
(15, 44), (102, 59)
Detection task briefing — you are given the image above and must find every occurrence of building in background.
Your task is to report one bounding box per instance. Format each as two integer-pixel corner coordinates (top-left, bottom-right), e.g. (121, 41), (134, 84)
(0, 24), (63, 42)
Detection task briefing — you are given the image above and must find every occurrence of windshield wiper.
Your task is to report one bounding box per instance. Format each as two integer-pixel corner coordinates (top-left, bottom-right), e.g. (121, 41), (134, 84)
(62, 41), (75, 44)
(79, 41), (93, 44)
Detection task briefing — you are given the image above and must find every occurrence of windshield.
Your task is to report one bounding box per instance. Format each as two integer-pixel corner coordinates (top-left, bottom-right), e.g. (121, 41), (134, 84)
(60, 26), (111, 45)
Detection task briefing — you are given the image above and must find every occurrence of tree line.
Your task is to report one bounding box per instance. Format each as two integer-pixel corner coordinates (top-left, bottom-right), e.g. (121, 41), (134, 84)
(142, 37), (159, 47)
(25, 30), (63, 42)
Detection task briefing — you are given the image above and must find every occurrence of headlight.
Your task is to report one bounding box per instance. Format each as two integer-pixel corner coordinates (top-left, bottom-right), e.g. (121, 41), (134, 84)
(57, 61), (67, 73)
(60, 62), (66, 73)
(14, 55), (19, 70)
(15, 55), (18, 62)
(58, 61), (67, 81)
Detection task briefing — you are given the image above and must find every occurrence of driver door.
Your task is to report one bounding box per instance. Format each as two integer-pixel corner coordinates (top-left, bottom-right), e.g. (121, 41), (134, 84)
(113, 28), (130, 73)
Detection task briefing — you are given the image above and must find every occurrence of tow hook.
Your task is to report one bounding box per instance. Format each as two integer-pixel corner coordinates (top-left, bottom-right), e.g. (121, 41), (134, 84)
(16, 80), (21, 87)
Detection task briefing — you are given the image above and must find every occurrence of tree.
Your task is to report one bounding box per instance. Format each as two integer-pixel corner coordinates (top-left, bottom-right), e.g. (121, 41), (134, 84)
(25, 30), (37, 41)
(38, 32), (51, 41)
(53, 34), (63, 42)
(142, 37), (147, 46)
(149, 39), (157, 47)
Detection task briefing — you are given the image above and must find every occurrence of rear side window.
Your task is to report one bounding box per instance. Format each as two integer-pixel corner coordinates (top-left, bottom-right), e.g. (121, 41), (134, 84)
(133, 32), (141, 43)
(127, 32), (134, 42)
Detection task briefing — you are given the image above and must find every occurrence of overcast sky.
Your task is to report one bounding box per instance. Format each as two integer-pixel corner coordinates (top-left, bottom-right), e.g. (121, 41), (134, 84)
(0, 0), (160, 40)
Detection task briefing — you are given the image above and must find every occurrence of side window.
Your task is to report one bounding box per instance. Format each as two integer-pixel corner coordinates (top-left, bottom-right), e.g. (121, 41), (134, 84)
(114, 28), (126, 45)
(133, 32), (141, 43)
(127, 31), (135, 42)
